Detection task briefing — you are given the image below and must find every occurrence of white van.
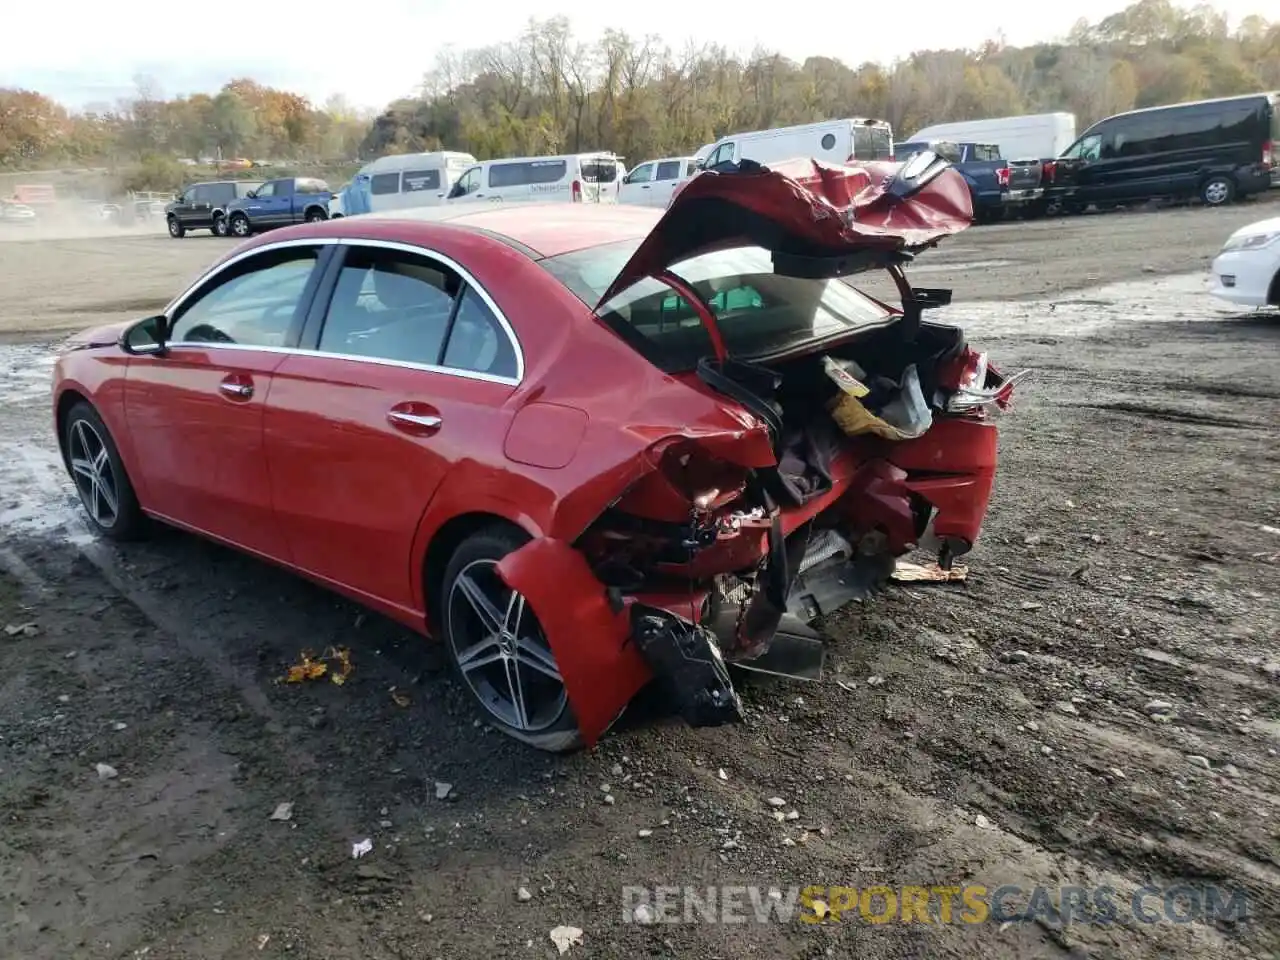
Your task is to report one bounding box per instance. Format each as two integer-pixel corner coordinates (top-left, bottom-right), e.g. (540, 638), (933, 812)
(618, 156), (698, 207)
(346, 151), (477, 214)
(907, 113), (1076, 161)
(700, 118), (895, 170)
(445, 153), (622, 205)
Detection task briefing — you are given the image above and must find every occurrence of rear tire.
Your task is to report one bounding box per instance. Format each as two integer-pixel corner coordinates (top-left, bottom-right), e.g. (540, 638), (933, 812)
(439, 525), (583, 753)
(1200, 175), (1235, 207)
(304, 207), (327, 223)
(63, 401), (146, 540)
(167, 216), (184, 238)
(211, 213), (229, 237)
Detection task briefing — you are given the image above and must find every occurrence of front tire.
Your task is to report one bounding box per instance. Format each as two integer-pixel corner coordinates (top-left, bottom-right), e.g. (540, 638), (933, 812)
(167, 216), (185, 238)
(439, 526), (582, 752)
(64, 401), (145, 540)
(1201, 175), (1235, 207)
(229, 213), (251, 237)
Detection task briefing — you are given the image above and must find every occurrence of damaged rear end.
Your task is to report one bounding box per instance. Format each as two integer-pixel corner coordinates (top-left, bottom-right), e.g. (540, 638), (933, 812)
(500, 152), (1028, 746)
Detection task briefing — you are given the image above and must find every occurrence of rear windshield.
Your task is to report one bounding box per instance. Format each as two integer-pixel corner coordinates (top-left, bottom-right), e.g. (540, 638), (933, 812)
(580, 158), (619, 183)
(541, 239), (892, 372)
(897, 141), (962, 163)
(854, 124), (894, 161)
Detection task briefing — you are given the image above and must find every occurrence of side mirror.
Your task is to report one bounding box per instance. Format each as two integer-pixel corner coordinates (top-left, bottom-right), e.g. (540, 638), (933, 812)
(119, 315), (169, 356)
(245, 190), (257, 199)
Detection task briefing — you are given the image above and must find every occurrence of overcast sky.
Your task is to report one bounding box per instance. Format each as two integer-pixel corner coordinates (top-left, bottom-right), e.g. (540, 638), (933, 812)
(2, 0), (1268, 112)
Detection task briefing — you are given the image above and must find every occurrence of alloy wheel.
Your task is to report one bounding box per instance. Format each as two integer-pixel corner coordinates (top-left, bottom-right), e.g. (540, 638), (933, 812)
(1204, 180), (1229, 205)
(231, 217), (249, 236)
(446, 558), (567, 732)
(68, 419), (119, 528)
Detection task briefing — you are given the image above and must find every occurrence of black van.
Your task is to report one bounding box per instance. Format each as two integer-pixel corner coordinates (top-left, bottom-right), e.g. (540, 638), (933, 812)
(1045, 92), (1278, 211)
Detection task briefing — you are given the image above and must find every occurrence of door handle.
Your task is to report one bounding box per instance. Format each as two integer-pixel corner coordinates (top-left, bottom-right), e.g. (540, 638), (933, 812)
(219, 382), (253, 399)
(387, 411), (442, 430)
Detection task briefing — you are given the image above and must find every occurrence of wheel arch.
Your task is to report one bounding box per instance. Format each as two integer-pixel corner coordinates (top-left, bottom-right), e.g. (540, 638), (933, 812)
(54, 386), (89, 465)
(1268, 266), (1280, 307)
(417, 508), (540, 635)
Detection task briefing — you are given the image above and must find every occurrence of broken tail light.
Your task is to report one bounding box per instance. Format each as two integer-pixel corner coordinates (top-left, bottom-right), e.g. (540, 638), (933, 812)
(1041, 160), (1057, 183)
(939, 348), (1028, 414)
(995, 167), (1011, 188)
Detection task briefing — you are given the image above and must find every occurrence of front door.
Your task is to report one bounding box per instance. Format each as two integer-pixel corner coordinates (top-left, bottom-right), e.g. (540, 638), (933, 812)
(178, 184), (212, 229)
(123, 243), (329, 560)
(264, 241), (521, 613)
(619, 162), (655, 206)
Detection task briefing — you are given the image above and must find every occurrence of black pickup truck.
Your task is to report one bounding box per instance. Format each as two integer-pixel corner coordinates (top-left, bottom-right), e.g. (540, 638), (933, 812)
(895, 140), (1044, 222)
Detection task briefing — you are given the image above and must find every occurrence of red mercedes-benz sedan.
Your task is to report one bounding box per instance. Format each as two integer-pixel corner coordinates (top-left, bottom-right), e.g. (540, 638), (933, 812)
(51, 153), (1023, 752)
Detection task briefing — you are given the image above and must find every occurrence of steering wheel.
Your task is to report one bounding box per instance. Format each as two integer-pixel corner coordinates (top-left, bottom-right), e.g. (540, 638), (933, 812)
(183, 323), (235, 344)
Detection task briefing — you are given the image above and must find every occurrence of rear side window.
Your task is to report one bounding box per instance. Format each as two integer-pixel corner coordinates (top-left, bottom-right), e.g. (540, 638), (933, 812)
(541, 240), (891, 373)
(655, 160), (682, 180)
(972, 144), (1000, 161)
(488, 160), (567, 188)
(402, 169), (441, 192)
(853, 124), (894, 160)
(317, 246), (517, 379)
(370, 173), (401, 195)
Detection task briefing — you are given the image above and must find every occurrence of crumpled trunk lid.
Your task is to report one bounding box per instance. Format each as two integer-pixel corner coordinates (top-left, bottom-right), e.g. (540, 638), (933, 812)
(594, 152), (974, 311)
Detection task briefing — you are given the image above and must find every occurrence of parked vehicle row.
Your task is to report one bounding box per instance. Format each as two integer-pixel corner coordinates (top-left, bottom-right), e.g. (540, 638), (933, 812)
(165, 90), (1276, 245)
(893, 141), (1043, 222)
(166, 177), (333, 238)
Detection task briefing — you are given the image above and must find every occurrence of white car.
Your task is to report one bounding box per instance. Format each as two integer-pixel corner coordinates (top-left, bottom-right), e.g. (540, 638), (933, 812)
(0, 199), (37, 223)
(1210, 216), (1280, 308)
(618, 157), (698, 207)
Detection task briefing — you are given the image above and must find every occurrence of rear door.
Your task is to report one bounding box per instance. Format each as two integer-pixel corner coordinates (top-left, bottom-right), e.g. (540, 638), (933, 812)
(651, 159), (686, 208)
(124, 242), (332, 558)
(263, 241), (522, 613)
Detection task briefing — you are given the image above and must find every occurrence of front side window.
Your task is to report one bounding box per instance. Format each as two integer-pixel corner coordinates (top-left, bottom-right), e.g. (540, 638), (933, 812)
(255, 181), (278, 199)
(168, 248), (320, 347)
(316, 247), (517, 379)
(627, 163), (655, 184)
(1063, 133), (1103, 161)
(541, 241), (892, 373)
(448, 167), (481, 198)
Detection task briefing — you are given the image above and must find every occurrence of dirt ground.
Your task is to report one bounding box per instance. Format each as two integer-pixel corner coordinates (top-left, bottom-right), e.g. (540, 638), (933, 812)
(1, 198), (1278, 960)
